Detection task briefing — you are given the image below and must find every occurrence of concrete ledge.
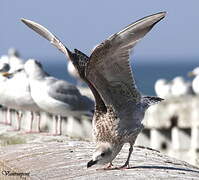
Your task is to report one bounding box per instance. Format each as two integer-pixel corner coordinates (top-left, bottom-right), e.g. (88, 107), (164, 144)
(0, 139), (199, 179)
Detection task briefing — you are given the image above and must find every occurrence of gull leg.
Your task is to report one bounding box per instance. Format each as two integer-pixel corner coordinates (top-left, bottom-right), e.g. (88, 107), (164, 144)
(29, 112), (41, 133)
(55, 115), (61, 135)
(17, 111), (23, 131)
(52, 115), (58, 135)
(58, 115), (62, 135)
(55, 116), (58, 135)
(37, 113), (41, 132)
(96, 162), (114, 171)
(6, 108), (12, 125)
(0, 107), (7, 125)
(0, 107), (11, 125)
(46, 115), (60, 136)
(25, 112), (35, 133)
(8, 111), (23, 131)
(29, 111), (34, 132)
(104, 162), (114, 169)
(118, 144), (133, 169)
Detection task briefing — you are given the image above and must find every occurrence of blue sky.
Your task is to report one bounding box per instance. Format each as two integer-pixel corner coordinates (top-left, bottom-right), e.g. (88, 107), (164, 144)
(1, 0), (199, 63)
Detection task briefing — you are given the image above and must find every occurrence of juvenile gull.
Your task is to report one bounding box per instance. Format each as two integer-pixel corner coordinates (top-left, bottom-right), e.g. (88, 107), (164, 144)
(24, 59), (94, 135)
(21, 12), (165, 168)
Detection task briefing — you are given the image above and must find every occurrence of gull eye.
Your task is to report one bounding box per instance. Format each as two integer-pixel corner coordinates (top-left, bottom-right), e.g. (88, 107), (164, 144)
(101, 152), (105, 157)
(17, 69), (23, 72)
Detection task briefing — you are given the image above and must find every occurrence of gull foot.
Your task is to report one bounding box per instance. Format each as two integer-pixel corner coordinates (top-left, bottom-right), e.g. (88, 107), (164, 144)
(19, 130), (41, 134)
(0, 122), (11, 126)
(96, 163), (115, 171)
(7, 128), (20, 132)
(116, 163), (130, 170)
(45, 132), (61, 136)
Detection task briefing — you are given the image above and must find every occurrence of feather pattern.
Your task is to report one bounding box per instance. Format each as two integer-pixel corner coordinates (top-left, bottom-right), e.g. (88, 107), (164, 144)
(86, 12), (166, 111)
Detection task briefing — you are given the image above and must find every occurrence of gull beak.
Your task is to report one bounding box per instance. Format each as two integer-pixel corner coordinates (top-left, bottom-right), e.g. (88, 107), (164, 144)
(188, 71), (195, 77)
(87, 159), (98, 168)
(2, 72), (12, 77)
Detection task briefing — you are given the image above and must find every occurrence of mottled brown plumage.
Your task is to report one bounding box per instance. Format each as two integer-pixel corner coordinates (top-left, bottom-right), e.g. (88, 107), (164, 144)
(21, 12), (166, 169)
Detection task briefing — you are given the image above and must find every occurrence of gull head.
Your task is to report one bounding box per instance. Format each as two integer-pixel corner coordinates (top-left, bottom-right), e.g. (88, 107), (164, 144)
(87, 142), (120, 168)
(8, 48), (20, 58)
(155, 79), (168, 86)
(172, 76), (185, 84)
(24, 59), (44, 78)
(188, 67), (199, 77)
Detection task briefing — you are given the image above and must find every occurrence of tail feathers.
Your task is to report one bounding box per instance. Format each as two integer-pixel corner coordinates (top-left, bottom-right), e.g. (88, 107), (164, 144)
(142, 96), (164, 106)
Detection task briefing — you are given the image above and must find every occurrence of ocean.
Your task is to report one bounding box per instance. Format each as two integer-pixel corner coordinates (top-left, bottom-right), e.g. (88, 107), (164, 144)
(41, 57), (199, 96)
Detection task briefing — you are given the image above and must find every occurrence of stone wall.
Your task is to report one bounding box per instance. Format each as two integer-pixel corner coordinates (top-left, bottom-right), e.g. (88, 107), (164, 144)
(0, 89), (199, 167)
(0, 140), (199, 179)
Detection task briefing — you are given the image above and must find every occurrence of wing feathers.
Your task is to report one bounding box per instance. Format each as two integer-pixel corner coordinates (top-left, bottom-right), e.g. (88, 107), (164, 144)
(21, 12), (166, 112)
(109, 12), (166, 43)
(87, 12), (166, 110)
(21, 18), (71, 60)
(21, 18), (106, 111)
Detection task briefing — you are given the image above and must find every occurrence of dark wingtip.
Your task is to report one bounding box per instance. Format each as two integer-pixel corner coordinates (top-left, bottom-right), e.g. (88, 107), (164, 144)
(142, 96), (164, 106)
(157, 11), (167, 16)
(21, 18), (29, 25)
(157, 97), (164, 101)
(153, 11), (167, 19)
(21, 18), (33, 33)
(21, 18), (25, 22)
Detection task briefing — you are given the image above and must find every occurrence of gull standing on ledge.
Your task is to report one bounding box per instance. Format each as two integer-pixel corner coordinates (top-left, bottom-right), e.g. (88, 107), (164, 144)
(24, 59), (94, 135)
(21, 12), (165, 169)
(1, 67), (41, 132)
(0, 49), (24, 126)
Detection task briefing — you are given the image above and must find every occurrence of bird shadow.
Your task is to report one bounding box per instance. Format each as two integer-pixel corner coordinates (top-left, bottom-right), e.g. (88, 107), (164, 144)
(100, 165), (199, 174)
(128, 165), (199, 174)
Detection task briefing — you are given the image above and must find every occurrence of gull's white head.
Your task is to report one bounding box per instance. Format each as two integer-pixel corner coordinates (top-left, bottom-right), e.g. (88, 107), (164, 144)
(24, 59), (44, 78)
(155, 79), (167, 86)
(172, 76), (185, 84)
(154, 78), (171, 98)
(8, 48), (20, 58)
(189, 67), (199, 77)
(171, 76), (191, 96)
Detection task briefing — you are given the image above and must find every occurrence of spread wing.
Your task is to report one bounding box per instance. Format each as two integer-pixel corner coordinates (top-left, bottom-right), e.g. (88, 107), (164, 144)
(21, 18), (106, 110)
(86, 12), (166, 110)
(21, 18), (72, 60)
